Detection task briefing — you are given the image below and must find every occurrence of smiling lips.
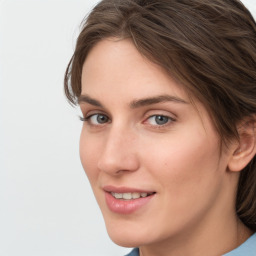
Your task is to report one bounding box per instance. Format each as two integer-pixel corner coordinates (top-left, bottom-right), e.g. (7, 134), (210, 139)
(111, 192), (155, 200)
(104, 186), (156, 214)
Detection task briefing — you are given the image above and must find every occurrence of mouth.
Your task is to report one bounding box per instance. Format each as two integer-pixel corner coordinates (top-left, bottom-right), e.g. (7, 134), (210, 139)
(103, 186), (156, 214)
(110, 191), (155, 200)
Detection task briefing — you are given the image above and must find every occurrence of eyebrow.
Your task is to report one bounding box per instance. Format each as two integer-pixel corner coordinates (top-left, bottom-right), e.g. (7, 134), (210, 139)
(78, 95), (103, 107)
(130, 94), (188, 108)
(78, 94), (188, 108)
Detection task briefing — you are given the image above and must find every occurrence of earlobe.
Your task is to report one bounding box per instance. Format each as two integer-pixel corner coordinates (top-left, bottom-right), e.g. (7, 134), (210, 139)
(228, 118), (256, 172)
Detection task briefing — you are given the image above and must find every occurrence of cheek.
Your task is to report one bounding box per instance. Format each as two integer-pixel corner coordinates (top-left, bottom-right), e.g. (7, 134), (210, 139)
(136, 131), (225, 236)
(143, 129), (222, 199)
(79, 129), (100, 184)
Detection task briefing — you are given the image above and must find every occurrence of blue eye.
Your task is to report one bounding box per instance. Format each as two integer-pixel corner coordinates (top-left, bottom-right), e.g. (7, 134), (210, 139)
(90, 114), (109, 124)
(147, 115), (171, 126)
(81, 114), (109, 125)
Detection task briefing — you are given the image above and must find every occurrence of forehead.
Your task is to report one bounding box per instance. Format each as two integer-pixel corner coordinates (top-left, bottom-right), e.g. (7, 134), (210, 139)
(81, 38), (189, 102)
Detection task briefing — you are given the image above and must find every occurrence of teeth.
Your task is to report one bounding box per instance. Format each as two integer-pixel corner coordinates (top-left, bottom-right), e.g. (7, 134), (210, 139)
(115, 193), (122, 199)
(123, 193), (132, 200)
(132, 192), (140, 199)
(111, 192), (153, 200)
(141, 192), (147, 198)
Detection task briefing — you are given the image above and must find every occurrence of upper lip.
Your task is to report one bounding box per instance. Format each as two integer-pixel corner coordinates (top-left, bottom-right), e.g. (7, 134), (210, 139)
(103, 185), (156, 194)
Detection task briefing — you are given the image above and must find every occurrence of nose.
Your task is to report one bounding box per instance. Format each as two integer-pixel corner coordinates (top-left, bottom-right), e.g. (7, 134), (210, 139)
(97, 126), (140, 175)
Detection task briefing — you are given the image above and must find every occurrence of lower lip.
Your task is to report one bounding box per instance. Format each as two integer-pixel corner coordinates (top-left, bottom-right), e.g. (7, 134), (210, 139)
(105, 192), (155, 214)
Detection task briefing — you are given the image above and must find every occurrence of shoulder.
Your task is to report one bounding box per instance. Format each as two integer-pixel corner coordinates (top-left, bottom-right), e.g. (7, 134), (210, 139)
(124, 248), (139, 256)
(223, 233), (256, 256)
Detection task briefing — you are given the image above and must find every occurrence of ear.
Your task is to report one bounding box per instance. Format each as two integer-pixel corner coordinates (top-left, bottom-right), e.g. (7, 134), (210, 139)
(228, 117), (256, 172)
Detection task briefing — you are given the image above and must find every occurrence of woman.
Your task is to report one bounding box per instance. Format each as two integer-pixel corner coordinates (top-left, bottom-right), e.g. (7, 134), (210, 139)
(64, 0), (256, 255)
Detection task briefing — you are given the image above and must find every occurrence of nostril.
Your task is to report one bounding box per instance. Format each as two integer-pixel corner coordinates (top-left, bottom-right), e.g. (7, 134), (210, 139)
(97, 152), (140, 175)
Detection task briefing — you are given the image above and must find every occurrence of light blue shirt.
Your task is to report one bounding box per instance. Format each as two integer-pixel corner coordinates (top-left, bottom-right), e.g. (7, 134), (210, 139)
(125, 233), (256, 256)
(223, 233), (256, 256)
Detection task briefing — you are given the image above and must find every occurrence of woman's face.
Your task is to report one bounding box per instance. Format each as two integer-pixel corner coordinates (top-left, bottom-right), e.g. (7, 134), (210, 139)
(79, 39), (236, 247)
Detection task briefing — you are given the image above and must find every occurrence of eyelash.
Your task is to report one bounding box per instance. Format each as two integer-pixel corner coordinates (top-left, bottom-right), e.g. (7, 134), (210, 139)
(80, 113), (110, 125)
(80, 113), (176, 129)
(144, 115), (175, 128)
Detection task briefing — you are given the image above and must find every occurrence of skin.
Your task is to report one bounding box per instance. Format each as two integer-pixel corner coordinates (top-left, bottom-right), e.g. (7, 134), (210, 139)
(79, 38), (252, 256)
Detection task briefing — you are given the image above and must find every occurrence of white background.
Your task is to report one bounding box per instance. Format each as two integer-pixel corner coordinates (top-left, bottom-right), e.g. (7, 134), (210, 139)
(0, 1), (255, 255)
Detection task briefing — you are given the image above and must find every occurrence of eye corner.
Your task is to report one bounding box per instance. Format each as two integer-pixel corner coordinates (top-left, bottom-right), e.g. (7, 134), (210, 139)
(79, 115), (86, 122)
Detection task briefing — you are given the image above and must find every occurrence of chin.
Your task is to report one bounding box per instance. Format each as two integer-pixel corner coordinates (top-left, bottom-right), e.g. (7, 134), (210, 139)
(110, 236), (141, 248)
(107, 228), (146, 247)
(104, 218), (161, 248)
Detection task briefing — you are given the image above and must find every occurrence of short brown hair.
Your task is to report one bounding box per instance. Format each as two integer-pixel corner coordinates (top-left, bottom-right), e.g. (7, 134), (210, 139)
(64, 0), (256, 230)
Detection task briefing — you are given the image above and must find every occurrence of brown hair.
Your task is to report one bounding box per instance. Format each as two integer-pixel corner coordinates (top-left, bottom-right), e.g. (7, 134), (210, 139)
(64, 0), (256, 231)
